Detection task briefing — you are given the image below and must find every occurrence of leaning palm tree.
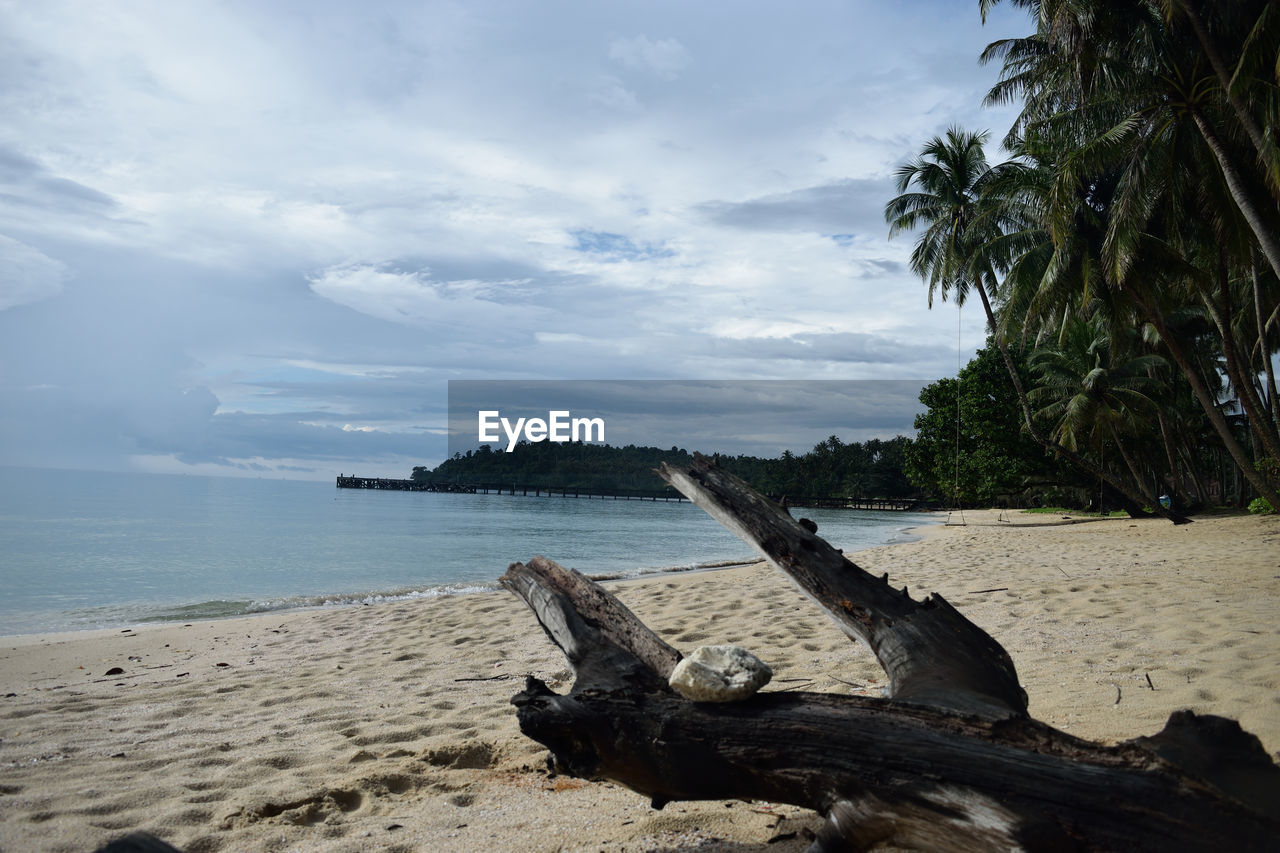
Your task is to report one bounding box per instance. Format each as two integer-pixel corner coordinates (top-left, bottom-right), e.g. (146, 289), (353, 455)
(885, 128), (1189, 520)
(975, 0), (1280, 511)
(1030, 318), (1167, 500)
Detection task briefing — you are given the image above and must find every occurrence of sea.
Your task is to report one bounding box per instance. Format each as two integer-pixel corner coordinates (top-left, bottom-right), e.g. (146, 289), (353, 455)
(0, 466), (939, 636)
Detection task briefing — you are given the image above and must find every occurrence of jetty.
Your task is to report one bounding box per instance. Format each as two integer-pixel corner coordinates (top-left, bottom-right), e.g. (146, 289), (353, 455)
(335, 476), (922, 510)
(336, 476), (686, 501)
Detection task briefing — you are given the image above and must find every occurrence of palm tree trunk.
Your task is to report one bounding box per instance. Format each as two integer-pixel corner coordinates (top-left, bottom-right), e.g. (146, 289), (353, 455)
(1108, 422), (1152, 501)
(1176, 1), (1280, 204)
(1156, 411), (1191, 504)
(1171, 422), (1213, 507)
(1140, 297), (1280, 511)
(971, 281), (1189, 522)
(1191, 111), (1280, 285)
(1181, 442), (1211, 508)
(1193, 263), (1280, 463)
(1253, 259), (1280, 438)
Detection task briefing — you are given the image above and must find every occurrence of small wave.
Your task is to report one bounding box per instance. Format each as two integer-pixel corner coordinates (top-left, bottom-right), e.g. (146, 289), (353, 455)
(128, 583), (502, 626)
(253, 582), (500, 611)
(135, 600), (259, 622)
(585, 556), (761, 582)
(882, 527), (924, 545)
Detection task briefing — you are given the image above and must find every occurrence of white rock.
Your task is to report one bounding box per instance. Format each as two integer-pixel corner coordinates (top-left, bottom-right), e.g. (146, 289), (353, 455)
(668, 644), (773, 702)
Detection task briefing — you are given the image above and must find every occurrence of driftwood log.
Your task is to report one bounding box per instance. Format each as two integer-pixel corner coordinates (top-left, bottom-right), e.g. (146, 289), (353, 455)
(500, 457), (1280, 852)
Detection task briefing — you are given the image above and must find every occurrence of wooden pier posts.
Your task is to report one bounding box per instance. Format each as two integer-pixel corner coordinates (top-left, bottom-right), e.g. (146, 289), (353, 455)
(335, 475), (921, 510)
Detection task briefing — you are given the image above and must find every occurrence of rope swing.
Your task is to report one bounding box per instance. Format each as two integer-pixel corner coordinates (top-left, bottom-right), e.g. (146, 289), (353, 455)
(947, 300), (967, 526)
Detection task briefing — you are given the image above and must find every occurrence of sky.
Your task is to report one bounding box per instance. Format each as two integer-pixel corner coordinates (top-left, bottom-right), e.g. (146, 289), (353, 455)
(0, 0), (1029, 480)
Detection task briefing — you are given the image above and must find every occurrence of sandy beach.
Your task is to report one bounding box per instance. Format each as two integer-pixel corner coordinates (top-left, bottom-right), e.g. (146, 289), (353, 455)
(2, 510), (1277, 852)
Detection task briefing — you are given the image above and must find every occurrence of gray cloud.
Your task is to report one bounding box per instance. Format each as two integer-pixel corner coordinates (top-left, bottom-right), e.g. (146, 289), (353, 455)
(608, 35), (691, 81)
(694, 177), (895, 238)
(0, 235), (68, 309)
(0, 144), (118, 216)
(701, 331), (948, 367)
(167, 410), (437, 468)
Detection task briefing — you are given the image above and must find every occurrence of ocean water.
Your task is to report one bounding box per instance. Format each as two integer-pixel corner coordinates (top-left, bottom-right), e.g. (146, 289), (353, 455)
(0, 467), (938, 635)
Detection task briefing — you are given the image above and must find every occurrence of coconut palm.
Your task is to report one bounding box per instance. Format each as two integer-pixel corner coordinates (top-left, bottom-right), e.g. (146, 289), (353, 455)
(885, 128), (1190, 520)
(981, 0), (1280, 289)
(885, 128), (1002, 311)
(974, 0), (1280, 510)
(1030, 319), (1166, 492)
(884, 127), (1041, 432)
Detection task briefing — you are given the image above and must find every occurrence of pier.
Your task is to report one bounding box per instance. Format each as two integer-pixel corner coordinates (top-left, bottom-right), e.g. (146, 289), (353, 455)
(336, 476), (922, 510)
(336, 476), (687, 501)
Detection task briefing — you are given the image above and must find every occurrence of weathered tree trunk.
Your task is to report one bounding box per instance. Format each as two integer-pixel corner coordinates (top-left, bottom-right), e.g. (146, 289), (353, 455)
(502, 457), (1280, 852)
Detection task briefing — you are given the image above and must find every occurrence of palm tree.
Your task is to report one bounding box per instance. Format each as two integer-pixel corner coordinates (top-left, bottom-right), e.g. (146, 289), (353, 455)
(885, 128), (1003, 310)
(976, 0), (1280, 511)
(980, 1), (1280, 279)
(884, 127), (1043, 434)
(886, 129), (1190, 520)
(1160, 1), (1280, 195)
(1030, 318), (1167, 496)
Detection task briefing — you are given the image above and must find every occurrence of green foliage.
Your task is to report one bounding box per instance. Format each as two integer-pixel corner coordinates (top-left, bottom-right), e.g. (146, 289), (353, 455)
(1248, 497), (1274, 515)
(906, 340), (1056, 506)
(882, 1), (1280, 513)
(411, 435), (924, 502)
(1028, 321), (1166, 453)
(417, 442), (693, 492)
(963, 0), (1280, 510)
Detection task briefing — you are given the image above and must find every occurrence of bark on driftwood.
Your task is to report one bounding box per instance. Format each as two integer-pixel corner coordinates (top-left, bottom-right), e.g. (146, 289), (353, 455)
(500, 457), (1280, 852)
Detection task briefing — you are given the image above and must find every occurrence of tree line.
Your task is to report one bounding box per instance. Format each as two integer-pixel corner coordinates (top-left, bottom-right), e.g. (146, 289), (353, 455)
(412, 435), (920, 503)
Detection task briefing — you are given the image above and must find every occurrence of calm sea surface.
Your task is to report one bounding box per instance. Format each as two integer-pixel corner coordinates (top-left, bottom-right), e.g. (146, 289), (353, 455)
(0, 466), (938, 635)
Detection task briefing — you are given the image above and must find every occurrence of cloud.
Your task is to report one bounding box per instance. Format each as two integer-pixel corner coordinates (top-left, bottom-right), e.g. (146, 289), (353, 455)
(0, 236), (68, 310)
(129, 386), (219, 453)
(695, 178), (896, 238)
(588, 75), (643, 111)
(306, 263), (548, 340)
(701, 331), (948, 367)
(608, 35), (690, 81)
(0, 144), (121, 250)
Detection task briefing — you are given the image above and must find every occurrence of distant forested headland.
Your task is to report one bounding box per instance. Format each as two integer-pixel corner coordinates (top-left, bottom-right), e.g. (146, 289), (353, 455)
(413, 436), (920, 504)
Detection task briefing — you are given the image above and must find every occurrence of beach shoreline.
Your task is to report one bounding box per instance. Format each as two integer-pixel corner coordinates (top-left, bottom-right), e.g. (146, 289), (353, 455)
(0, 462), (941, 639)
(2, 510), (1276, 851)
(0, 511), (939, 643)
